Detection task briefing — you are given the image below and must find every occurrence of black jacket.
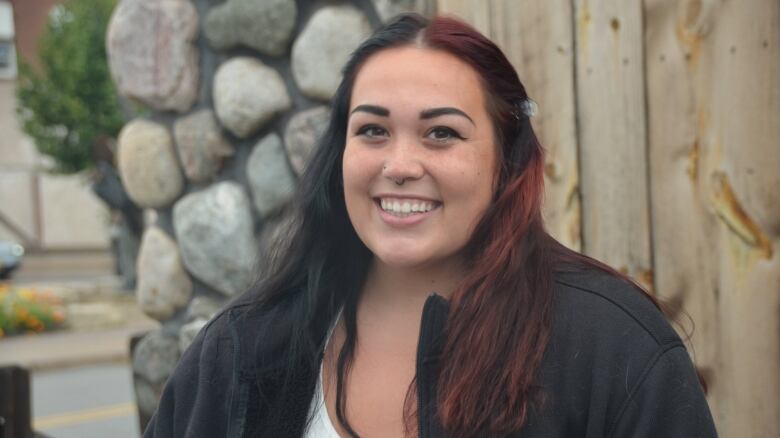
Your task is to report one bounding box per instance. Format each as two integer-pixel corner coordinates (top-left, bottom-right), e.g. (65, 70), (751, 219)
(144, 269), (718, 437)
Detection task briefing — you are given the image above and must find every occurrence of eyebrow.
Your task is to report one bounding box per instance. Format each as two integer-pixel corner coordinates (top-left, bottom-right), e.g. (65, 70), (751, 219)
(350, 104), (389, 117)
(350, 104), (475, 126)
(420, 107), (475, 126)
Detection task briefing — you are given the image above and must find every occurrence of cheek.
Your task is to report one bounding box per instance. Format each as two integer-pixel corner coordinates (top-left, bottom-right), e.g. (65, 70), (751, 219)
(342, 144), (374, 210)
(445, 149), (496, 208)
(342, 146), (356, 188)
(475, 146), (499, 201)
(343, 143), (364, 178)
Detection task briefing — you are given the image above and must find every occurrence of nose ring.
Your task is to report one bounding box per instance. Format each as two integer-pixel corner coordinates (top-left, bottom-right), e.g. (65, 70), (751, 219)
(383, 165), (406, 185)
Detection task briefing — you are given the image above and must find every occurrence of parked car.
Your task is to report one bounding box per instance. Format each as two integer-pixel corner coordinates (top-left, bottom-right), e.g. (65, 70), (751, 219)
(0, 241), (25, 279)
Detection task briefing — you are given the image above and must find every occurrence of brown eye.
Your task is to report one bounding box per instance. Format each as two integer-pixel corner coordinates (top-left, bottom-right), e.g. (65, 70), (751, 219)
(356, 125), (388, 138)
(426, 126), (465, 142)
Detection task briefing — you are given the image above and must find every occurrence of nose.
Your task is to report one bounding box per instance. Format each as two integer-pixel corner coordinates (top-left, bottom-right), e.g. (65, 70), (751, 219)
(381, 141), (424, 185)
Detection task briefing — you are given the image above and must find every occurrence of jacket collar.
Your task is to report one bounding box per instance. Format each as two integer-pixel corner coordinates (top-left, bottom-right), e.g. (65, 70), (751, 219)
(416, 293), (450, 438)
(231, 293), (452, 437)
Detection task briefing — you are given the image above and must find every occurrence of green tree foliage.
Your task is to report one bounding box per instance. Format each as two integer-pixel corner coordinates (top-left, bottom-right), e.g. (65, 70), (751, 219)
(16, 0), (123, 173)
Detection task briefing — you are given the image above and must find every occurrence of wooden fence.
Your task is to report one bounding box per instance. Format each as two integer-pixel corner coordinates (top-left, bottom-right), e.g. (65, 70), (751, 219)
(437, 0), (779, 436)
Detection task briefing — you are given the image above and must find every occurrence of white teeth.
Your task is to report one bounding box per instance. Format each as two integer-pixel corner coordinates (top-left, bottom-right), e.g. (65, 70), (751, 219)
(378, 197), (437, 215)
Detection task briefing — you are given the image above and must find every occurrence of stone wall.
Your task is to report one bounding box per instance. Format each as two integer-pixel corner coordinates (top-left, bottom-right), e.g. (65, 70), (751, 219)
(105, 0), (435, 423)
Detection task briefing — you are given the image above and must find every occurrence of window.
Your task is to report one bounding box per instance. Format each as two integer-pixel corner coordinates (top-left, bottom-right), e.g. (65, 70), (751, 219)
(0, 41), (10, 68)
(0, 1), (15, 79)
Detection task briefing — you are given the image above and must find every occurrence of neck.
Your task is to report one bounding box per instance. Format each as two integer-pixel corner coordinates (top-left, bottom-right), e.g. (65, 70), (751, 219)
(360, 257), (465, 313)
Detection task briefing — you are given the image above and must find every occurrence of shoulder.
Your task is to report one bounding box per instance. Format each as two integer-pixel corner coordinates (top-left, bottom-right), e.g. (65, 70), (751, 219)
(196, 297), (294, 370)
(163, 299), (267, 392)
(550, 267), (682, 350)
(141, 304), (240, 437)
(532, 268), (716, 437)
(142, 299), (284, 437)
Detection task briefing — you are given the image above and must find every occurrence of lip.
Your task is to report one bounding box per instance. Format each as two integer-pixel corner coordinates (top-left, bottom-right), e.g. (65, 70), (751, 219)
(372, 192), (439, 203)
(373, 198), (440, 227)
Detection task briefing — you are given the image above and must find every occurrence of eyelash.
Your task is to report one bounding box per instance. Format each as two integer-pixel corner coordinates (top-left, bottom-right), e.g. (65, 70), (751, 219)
(354, 125), (466, 142)
(426, 126), (466, 142)
(355, 124), (387, 138)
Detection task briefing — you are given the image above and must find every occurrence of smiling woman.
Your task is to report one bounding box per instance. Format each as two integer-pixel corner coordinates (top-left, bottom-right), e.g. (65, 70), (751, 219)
(343, 46), (496, 273)
(143, 14), (717, 438)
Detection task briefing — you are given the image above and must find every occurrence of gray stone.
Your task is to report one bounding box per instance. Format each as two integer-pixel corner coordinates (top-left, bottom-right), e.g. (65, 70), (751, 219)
(246, 134), (296, 217)
(204, 0), (296, 56)
(136, 226), (192, 320)
(179, 318), (208, 353)
(117, 119), (184, 208)
(132, 330), (180, 419)
(213, 57), (291, 138)
(134, 377), (160, 420)
(173, 109), (234, 183)
(371, 0), (436, 22)
(292, 5), (372, 100)
(107, 0), (199, 112)
(132, 330), (180, 385)
(283, 106), (330, 175)
(173, 182), (257, 296)
(186, 296), (225, 321)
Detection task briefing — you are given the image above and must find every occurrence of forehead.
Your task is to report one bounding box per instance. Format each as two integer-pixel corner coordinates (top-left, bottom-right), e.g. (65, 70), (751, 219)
(350, 46), (487, 112)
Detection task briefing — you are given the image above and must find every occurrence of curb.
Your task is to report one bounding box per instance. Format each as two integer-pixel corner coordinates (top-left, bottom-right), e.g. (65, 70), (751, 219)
(0, 322), (158, 372)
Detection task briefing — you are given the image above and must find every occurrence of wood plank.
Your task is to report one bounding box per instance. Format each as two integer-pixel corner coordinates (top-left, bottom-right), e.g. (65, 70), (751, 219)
(489, 1), (581, 250)
(436, 0), (491, 35)
(573, 0), (653, 286)
(436, 0), (581, 250)
(644, 0), (780, 435)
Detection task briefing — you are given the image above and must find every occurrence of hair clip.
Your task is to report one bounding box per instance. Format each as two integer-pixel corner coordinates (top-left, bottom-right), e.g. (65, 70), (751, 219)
(517, 99), (538, 118)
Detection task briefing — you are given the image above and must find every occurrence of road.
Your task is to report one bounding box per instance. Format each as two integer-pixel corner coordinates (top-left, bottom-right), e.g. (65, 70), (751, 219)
(32, 363), (140, 438)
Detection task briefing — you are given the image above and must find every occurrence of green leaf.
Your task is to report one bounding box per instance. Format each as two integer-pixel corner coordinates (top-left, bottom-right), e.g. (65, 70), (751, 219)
(15, 0), (123, 174)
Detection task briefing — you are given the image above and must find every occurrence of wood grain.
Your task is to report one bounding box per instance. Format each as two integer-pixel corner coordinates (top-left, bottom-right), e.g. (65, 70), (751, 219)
(573, 0), (653, 286)
(645, 0), (780, 435)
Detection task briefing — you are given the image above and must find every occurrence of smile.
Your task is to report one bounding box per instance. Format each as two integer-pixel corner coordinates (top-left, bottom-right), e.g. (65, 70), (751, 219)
(376, 197), (440, 217)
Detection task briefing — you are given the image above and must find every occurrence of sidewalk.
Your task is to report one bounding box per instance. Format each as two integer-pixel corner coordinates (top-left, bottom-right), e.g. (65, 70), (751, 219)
(1, 250), (159, 370)
(0, 319), (157, 371)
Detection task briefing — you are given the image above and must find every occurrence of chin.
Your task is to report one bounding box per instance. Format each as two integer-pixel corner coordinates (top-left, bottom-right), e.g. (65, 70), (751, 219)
(373, 252), (428, 269)
(368, 243), (433, 269)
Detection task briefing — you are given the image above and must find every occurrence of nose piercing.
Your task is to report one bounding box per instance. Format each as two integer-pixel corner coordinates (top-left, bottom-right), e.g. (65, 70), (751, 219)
(383, 165), (406, 185)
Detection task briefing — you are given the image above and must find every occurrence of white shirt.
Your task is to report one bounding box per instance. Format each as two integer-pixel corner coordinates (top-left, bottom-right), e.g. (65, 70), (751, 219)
(304, 311), (342, 438)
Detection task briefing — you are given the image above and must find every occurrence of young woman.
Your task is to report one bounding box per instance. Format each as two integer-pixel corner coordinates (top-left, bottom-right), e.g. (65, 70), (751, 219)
(144, 14), (717, 438)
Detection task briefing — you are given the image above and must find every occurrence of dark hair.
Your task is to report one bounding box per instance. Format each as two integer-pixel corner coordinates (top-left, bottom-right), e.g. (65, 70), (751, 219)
(245, 13), (659, 436)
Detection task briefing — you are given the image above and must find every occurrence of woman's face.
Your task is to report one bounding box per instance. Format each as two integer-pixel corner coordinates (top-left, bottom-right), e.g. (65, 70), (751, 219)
(342, 46), (498, 271)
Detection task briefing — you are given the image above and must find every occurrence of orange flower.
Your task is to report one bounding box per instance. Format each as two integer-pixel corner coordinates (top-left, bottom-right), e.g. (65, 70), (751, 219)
(18, 288), (34, 301)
